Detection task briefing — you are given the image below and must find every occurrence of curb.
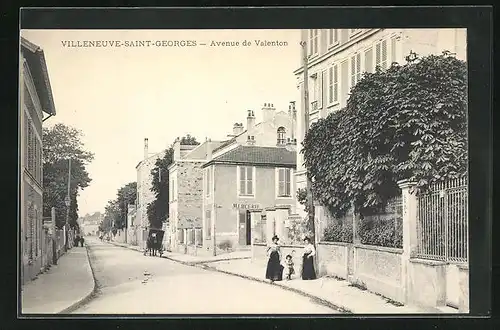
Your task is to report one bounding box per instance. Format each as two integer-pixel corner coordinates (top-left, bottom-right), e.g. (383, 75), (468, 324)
(105, 241), (350, 313)
(58, 245), (98, 314)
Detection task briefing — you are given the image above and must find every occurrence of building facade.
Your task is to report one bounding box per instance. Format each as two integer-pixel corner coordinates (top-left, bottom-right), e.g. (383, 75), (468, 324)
(135, 138), (165, 247)
(294, 28), (468, 216)
(125, 203), (137, 244)
(168, 139), (222, 253)
(201, 145), (297, 252)
(20, 37), (57, 285)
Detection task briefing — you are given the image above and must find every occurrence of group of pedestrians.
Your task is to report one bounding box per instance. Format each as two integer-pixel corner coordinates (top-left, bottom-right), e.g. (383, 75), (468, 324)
(265, 235), (316, 283)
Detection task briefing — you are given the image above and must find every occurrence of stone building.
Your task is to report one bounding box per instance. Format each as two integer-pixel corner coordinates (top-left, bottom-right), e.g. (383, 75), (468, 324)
(294, 28), (467, 217)
(135, 138), (165, 247)
(168, 139), (222, 254)
(20, 37), (57, 284)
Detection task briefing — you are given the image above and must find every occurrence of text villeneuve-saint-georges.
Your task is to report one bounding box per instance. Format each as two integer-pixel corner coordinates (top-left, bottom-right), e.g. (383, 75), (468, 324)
(60, 39), (288, 48)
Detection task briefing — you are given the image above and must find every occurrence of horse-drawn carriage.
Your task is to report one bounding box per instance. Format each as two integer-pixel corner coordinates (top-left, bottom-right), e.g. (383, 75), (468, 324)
(144, 228), (165, 257)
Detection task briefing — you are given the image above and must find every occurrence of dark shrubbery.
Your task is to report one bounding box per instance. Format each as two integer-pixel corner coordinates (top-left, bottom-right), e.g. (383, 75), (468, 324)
(358, 218), (403, 248)
(323, 221), (353, 243)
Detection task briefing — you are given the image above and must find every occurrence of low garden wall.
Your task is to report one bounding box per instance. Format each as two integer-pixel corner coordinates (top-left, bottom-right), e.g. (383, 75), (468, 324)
(317, 241), (404, 303)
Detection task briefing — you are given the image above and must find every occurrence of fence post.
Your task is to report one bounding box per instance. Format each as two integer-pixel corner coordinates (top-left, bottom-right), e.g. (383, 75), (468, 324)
(397, 179), (418, 304)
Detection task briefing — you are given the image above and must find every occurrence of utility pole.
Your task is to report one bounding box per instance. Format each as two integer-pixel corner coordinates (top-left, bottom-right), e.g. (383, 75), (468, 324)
(301, 40), (316, 245)
(64, 158), (72, 250)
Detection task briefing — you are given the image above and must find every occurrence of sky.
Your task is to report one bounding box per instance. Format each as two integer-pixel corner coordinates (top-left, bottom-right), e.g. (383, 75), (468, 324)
(21, 29), (302, 216)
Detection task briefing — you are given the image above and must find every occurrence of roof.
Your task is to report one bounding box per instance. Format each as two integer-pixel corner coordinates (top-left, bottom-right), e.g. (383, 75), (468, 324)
(212, 122), (264, 153)
(20, 37), (56, 116)
(203, 145), (296, 168)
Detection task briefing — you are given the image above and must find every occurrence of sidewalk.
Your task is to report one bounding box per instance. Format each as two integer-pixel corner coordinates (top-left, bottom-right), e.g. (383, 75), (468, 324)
(203, 257), (439, 314)
(107, 241), (251, 264)
(21, 246), (96, 315)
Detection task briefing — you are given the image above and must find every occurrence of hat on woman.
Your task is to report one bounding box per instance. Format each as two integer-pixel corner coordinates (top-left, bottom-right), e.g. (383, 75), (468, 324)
(303, 236), (310, 242)
(272, 235), (279, 241)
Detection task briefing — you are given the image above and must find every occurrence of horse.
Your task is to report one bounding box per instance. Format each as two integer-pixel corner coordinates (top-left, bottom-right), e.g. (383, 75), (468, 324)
(144, 236), (159, 256)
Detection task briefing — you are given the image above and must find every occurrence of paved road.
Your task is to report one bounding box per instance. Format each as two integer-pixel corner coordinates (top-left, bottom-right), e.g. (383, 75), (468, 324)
(74, 238), (338, 314)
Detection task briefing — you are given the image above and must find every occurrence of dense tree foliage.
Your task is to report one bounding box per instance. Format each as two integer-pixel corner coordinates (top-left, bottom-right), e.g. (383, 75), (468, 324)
(147, 135), (200, 229)
(302, 53), (467, 218)
(100, 182), (137, 231)
(43, 124), (94, 229)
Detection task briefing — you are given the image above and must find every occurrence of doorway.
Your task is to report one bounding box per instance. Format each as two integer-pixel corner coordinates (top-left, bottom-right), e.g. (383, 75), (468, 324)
(238, 210), (251, 246)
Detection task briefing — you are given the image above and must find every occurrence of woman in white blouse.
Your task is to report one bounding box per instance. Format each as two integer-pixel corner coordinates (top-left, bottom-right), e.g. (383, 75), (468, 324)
(301, 237), (317, 280)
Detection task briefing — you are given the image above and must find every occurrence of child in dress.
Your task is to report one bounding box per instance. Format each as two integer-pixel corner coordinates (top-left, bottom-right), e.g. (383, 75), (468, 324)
(284, 253), (295, 280)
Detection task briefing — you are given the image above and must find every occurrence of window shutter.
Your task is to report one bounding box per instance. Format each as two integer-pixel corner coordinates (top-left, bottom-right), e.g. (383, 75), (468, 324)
(381, 40), (388, 69)
(375, 42), (381, 68)
(328, 29), (333, 45)
(365, 47), (373, 73)
(350, 56), (356, 88)
(391, 37), (397, 64)
(341, 60), (349, 106)
(285, 169), (291, 196)
(247, 167), (253, 195)
(328, 66), (333, 104)
(318, 70), (325, 108)
(333, 64), (339, 102)
(356, 53), (362, 82)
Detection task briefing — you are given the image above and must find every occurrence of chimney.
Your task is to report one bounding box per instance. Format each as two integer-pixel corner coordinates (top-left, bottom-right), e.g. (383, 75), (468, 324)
(143, 138), (149, 160)
(233, 123), (244, 136)
(289, 101), (296, 139)
(246, 135), (256, 146)
(173, 137), (181, 161)
(206, 140), (214, 160)
(247, 110), (256, 131)
(262, 102), (276, 122)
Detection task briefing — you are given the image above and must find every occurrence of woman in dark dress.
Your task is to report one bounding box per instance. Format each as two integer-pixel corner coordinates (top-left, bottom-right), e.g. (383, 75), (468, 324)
(265, 235), (283, 283)
(301, 237), (317, 280)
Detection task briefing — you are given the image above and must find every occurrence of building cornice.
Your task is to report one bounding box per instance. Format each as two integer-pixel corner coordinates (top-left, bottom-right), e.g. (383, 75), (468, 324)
(293, 28), (383, 76)
(202, 160), (296, 169)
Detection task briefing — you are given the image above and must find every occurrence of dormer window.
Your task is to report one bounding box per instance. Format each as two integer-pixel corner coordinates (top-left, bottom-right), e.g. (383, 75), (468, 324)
(277, 127), (286, 145)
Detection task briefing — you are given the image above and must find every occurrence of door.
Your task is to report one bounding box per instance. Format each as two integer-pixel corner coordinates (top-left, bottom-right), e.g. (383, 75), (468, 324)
(238, 210), (248, 246)
(246, 211), (252, 245)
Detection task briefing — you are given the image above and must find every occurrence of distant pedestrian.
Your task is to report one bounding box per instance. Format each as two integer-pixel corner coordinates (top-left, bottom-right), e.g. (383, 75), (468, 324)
(265, 235), (283, 283)
(80, 236), (85, 247)
(301, 237), (316, 280)
(74, 235), (80, 247)
(284, 252), (295, 280)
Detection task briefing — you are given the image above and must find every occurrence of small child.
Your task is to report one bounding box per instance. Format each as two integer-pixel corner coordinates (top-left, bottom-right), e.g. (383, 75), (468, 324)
(284, 254), (295, 280)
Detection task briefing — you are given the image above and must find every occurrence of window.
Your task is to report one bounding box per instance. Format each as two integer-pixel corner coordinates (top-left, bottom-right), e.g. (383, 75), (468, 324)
(178, 229), (184, 244)
(277, 168), (292, 197)
(365, 47), (374, 73)
(308, 29), (319, 56)
(27, 122), (34, 174)
(238, 166), (254, 196)
(375, 39), (388, 70)
(277, 127), (286, 145)
(328, 29), (339, 47)
(205, 168), (211, 197)
(350, 53), (362, 88)
(311, 73), (323, 110)
(205, 210), (212, 238)
(328, 64), (339, 104)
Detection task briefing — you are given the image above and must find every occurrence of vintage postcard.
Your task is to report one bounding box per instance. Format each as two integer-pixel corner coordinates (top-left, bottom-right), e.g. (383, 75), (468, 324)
(19, 14), (473, 316)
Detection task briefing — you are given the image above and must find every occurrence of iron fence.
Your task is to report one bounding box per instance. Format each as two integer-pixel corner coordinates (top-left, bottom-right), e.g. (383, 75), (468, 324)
(416, 176), (468, 263)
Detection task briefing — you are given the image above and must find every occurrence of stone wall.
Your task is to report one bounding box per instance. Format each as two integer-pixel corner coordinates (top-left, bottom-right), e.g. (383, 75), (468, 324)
(177, 161), (204, 228)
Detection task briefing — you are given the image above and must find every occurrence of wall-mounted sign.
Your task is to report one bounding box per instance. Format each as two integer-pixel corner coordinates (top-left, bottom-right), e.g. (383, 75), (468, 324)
(232, 203), (261, 210)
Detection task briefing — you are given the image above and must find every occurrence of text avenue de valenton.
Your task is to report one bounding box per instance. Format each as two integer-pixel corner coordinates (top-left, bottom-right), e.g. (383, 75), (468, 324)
(60, 39), (288, 48)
